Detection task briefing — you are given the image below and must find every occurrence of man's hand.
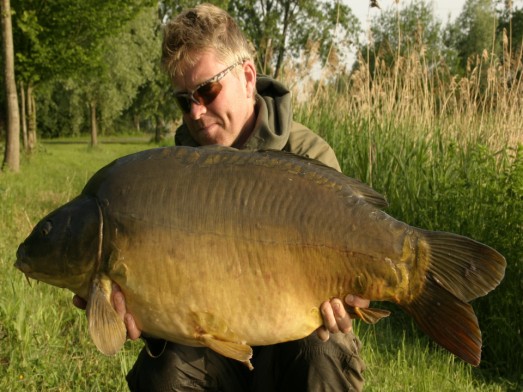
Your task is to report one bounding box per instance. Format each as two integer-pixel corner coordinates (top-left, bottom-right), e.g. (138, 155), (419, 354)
(316, 295), (370, 341)
(112, 283), (141, 340)
(72, 283), (142, 341)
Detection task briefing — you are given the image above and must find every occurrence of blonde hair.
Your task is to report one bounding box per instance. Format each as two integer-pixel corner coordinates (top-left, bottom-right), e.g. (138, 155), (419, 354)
(161, 3), (254, 80)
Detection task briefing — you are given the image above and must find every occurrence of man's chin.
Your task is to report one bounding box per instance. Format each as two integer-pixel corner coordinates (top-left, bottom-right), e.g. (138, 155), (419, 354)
(194, 128), (232, 146)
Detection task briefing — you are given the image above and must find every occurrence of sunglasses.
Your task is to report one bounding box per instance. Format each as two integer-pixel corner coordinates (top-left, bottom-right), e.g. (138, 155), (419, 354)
(173, 60), (244, 113)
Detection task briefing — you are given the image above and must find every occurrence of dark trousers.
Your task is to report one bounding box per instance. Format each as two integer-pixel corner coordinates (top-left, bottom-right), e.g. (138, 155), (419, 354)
(126, 333), (365, 392)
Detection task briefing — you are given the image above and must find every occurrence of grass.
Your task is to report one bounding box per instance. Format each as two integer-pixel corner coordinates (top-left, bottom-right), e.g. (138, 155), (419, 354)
(1, 135), (520, 390)
(0, 141), (150, 391)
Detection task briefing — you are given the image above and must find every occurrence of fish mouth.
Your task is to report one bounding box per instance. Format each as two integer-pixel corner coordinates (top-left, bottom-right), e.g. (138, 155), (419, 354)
(13, 259), (34, 286)
(14, 256), (36, 285)
(14, 245), (39, 284)
(15, 245), (33, 274)
(14, 259), (32, 274)
(14, 247), (84, 291)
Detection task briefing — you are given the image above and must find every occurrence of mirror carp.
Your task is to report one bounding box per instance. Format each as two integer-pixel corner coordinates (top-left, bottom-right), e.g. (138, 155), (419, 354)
(15, 146), (506, 369)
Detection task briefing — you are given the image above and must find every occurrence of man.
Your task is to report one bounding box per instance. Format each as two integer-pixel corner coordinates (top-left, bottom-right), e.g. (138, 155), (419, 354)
(75, 3), (369, 391)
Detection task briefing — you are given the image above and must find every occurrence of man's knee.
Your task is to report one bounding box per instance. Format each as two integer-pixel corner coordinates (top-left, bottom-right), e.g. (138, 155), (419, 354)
(304, 333), (365, 391)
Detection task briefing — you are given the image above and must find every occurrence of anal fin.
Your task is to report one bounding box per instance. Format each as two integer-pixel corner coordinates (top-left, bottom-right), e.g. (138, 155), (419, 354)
(201, 334), (253, 370)
(192, 311), (253, 369)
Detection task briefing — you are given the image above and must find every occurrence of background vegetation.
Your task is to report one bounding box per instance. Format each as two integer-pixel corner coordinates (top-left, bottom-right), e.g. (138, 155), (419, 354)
(1, 0), (522, 390)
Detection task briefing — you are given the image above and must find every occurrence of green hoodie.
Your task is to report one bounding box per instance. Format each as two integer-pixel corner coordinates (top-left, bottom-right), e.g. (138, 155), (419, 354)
(174, 76), (341, 172)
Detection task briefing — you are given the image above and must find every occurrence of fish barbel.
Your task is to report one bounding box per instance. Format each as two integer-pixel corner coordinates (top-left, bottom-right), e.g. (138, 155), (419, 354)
(15, 146), (506, 368)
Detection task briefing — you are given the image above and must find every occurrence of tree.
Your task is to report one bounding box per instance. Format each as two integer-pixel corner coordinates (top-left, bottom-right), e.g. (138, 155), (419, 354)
(122, 64), (177, 142)
(34, 4), (177, 141)
(1, 0), (20, 172)
(444, 0), (499, 73)
(228, 0), (361, 78)
(355, 0), (447, 74)
(77, 4), (160, 145)
(497, 2), (523, 60)
(11, 0), (155, 147)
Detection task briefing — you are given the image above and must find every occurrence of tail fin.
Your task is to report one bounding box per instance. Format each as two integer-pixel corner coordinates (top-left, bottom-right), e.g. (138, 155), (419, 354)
(402, 230), (506, 366)
(402, 274), (482, 365)
(421, 230), (506, 303)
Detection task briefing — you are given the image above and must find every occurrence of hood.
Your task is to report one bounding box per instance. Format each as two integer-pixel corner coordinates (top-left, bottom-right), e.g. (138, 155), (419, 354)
(174, 76), (293, 150)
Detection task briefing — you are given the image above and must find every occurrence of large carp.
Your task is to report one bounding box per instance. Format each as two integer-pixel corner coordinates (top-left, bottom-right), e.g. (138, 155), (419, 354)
(15, 146), (505, 368)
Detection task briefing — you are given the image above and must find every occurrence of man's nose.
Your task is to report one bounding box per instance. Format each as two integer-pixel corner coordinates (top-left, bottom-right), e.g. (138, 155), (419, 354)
(189, 102), (207, 119)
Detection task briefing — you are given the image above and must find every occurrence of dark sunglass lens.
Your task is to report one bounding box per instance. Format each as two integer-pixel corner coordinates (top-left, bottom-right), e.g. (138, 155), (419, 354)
(174, 94), (192, 113)
(195, 81), (223, 105)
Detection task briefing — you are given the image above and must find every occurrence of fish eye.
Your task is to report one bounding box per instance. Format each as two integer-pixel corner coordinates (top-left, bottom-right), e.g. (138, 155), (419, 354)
(41, 220), (53, 237)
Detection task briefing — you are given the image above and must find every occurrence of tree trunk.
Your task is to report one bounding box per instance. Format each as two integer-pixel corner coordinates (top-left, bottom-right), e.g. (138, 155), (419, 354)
(20, 81), (28, 151)
(1, 0), (20, 172)
(273, 1), (293, 80)
(134, 115), (141, 132)
(90, 100), (98, 146)
(154, 114), (164, 143)
(26, 84), (37, 152)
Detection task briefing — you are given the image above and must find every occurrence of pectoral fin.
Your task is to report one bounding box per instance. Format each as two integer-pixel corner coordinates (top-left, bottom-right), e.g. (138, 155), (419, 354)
(348, 306), (391, 324)
(86, 275), (127, 355)
(201, 334), (253, 370)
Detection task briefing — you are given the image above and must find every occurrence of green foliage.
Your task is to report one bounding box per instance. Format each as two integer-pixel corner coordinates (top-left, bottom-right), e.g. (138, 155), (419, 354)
(228, 0), (361, 77)
(34, 80), (87, 137)
(444, 0), (500, 73)
(77, 5), (164, 134)
(13, 0), (155, 84)
(31, 4), (171, 138)
(356, 0), (447, 73)
(10, 0), (159, 143)
(497, 5), (523, 58)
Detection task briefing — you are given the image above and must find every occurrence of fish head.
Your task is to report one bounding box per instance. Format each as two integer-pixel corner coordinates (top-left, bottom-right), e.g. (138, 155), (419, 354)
(14, 195), (102, 293)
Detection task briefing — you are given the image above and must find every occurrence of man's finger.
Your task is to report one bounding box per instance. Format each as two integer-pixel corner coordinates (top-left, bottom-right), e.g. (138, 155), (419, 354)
(316, 326), (330, 342)
(111, 283), (142, 340)
(331, 298), (352, 334)
(112, 284), (126, 320)
(320, 301), (340, 334)
(125, 314), (141, 340)
(345, 294), (370, 309)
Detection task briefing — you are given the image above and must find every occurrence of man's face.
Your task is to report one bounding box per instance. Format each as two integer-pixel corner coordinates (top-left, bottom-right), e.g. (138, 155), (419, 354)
(172, 50), (257, 147)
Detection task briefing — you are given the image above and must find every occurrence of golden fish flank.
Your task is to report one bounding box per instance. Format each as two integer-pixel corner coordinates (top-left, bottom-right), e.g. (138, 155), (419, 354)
(15, 145), (506, 369)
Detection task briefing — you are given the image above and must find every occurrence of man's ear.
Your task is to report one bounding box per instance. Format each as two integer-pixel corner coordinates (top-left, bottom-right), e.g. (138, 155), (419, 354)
(242, 60), (257, 99)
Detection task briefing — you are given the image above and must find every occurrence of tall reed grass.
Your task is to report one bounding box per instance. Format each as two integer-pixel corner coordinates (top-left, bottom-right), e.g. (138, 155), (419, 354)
(287, 27), (523, 390)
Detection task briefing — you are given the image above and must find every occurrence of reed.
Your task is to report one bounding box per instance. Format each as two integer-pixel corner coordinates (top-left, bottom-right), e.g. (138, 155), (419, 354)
(287, 24), (522, 389)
